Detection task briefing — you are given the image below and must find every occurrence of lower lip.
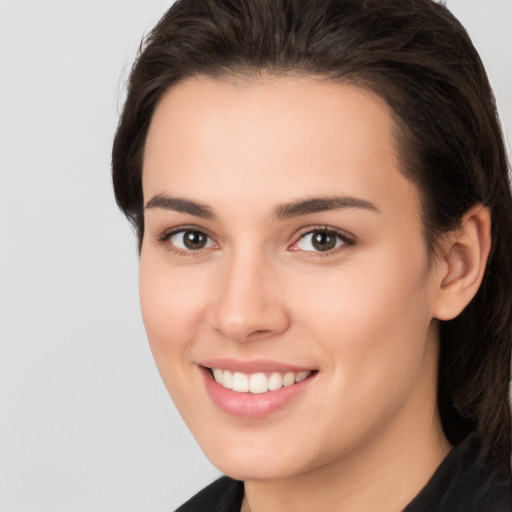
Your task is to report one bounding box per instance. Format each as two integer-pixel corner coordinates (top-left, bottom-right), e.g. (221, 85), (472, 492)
(201, 367), (315, 419)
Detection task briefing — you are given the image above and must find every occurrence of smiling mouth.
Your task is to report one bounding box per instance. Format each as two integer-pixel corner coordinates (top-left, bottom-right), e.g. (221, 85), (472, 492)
(207, 368), (315, 394)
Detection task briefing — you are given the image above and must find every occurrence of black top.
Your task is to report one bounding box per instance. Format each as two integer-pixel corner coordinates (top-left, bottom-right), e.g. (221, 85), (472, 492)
(175, 433), (512, 512)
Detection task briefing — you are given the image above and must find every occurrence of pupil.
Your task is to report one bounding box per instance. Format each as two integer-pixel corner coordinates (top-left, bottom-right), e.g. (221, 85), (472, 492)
(184, 231), (206, 249)
(312, 231), (336, 251)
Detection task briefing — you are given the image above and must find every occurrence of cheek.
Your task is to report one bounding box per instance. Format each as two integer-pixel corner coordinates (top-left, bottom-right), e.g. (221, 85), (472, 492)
(138, 258), (218, 428)
(138, 257), (209, 373)
(298, 248), (431, 337)
(294, 244), (435, 395)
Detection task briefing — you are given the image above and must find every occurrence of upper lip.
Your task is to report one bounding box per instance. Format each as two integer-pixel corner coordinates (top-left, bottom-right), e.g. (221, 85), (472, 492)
(199, 358), (315, 374)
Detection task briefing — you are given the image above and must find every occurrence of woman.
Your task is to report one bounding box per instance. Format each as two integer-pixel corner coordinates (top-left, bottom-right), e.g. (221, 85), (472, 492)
(112, 0), (512, 510)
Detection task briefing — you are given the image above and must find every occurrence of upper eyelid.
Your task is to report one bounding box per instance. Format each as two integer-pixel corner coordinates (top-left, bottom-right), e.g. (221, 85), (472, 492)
(156, 225), (214, 242)
(292, 225), (356, 244)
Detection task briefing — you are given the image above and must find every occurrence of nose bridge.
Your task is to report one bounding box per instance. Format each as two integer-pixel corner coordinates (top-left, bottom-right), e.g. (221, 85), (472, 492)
(210, 244), (289, 341)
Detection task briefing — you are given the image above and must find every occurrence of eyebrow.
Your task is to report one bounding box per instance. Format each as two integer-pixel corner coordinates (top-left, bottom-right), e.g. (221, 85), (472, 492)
(145, 194), (379, 220)
(273, 196), (379, 220)
(145, 194), (215, 219)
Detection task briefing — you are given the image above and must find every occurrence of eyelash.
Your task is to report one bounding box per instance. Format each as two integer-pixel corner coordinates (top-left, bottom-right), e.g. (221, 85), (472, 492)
(289, 226), (356, 256)
(156, 225), (355, 256)
(156, 226), (218, 257)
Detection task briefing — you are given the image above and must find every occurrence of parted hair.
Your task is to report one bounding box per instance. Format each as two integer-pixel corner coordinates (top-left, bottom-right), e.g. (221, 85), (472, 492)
(112, 0), (512, 453)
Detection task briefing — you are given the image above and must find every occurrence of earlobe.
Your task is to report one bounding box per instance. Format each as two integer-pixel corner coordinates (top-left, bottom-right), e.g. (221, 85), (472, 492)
(433, 203), (491, 321)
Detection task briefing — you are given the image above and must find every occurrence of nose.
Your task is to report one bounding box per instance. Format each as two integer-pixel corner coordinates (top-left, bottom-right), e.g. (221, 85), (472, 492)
(208, 249), (290, 342)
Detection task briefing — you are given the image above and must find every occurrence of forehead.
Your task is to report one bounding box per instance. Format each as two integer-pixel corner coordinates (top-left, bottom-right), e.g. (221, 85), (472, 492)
(143, 75), (421, 220)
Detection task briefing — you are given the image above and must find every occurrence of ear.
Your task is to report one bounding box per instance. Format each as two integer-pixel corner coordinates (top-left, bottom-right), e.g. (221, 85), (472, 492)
(433, 203), (491, 321)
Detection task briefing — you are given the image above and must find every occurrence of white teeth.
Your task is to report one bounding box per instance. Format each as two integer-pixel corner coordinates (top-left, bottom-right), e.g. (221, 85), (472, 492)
(249, 373), (268, 394)
(223, 370), (233, 389)
(212, 368), (223, 383)
(211, 368), (312, 393)
(232, 372), (249, 392)
(268, 372), (283, 391)
(295, 371), (310, 383)
(282, 372), (295, 387)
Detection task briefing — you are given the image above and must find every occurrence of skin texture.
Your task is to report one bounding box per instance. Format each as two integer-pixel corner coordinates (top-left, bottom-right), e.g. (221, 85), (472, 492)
(140, 76), (490, 512)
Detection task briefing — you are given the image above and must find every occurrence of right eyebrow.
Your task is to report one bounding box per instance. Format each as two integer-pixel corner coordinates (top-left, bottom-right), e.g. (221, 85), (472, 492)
(145, 194), (215, 219)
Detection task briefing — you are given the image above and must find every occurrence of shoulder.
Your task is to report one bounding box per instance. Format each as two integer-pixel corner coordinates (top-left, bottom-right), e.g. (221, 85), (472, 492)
(174, 476), (244, 512)
(404, 433), (512, 512)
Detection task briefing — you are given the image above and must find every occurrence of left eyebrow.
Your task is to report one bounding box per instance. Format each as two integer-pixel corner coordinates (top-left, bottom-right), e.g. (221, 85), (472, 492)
(273, 196), (379, 220)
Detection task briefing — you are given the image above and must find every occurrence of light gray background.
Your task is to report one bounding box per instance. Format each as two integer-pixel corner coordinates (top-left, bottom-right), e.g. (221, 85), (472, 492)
(0, 1), (510, 511)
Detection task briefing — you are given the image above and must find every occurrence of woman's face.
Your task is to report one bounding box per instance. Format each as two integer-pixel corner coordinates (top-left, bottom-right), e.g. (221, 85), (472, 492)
(140, 76), (445, 480)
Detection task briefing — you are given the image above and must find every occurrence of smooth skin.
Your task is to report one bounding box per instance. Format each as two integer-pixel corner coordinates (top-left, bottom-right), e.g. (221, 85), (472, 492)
(140, 76), (490, 512)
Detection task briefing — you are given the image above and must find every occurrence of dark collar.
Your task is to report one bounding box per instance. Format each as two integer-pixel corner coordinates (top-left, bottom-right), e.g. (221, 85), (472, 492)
(403, 432), (512, 511)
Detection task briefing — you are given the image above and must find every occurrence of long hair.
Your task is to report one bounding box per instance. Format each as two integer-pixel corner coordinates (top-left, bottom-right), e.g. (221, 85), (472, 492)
(112, 0), (512, 453)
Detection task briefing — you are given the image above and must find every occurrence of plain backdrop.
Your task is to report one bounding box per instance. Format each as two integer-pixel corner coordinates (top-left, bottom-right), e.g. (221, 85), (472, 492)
(0, 1), (511, 511)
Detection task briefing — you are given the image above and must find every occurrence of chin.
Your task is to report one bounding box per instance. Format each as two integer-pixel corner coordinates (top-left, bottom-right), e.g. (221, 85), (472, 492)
(198, 434), (318, 482)
(212, 456), (302, 482)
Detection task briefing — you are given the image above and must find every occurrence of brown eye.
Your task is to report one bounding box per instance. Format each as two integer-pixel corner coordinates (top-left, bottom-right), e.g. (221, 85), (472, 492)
(183, 231), (208, 249)
(294, 229), (353, 253)
(311, 231), (337, 251)
(168, 230), (214, 251)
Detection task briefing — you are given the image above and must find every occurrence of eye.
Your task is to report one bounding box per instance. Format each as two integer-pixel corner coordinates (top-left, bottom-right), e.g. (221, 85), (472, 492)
(163, 229), (216, 251)
(291, 228), (354, 253)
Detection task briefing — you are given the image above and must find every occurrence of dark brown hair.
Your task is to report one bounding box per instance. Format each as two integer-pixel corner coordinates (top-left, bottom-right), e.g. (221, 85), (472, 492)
(112, 0), (512, 453)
